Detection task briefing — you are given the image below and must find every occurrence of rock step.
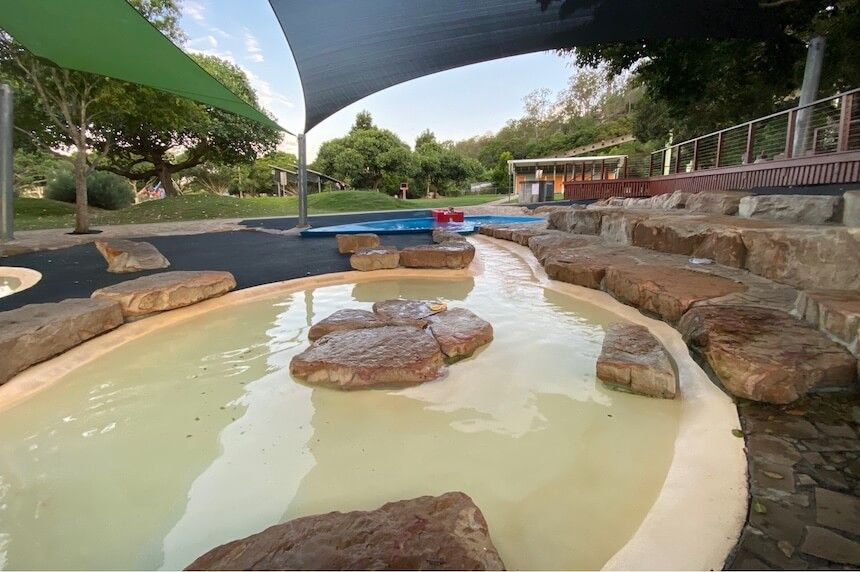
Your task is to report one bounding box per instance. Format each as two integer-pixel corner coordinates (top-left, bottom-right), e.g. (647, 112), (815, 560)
(91, 270), (236, 318)
(400, 242), (475, 269)
(795, 290), (860, 354)
(596, 322), (676, 399)
(185, 492), (505, 571)
(0, 298), (124, 385)
(349, 246), (399, 271)
(95, 238), (170, 273)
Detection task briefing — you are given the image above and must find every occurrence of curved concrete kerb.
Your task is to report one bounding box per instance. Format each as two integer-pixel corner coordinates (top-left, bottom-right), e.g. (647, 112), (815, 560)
(0, 266), (42, 298)
(0, 237), (746, 571)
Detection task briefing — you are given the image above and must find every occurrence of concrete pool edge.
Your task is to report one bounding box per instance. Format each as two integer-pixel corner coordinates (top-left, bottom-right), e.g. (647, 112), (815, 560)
(0, 266), (42, 298)
(0, 238), (746, 570)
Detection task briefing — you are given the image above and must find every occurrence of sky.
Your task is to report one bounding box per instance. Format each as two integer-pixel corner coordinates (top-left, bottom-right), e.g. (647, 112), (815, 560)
(178, 0), (574, 160)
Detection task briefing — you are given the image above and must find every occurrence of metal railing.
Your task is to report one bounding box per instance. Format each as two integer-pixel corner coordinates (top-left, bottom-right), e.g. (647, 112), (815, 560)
(649, 88), (859, 177)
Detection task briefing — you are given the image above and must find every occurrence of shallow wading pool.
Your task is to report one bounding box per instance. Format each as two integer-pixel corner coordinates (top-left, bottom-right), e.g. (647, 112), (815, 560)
(0, 267), (41, 299)
(0, 241), (740, 571)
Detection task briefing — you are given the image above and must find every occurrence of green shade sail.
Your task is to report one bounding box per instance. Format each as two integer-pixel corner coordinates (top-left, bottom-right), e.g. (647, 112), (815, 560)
(0, 0), (285, 132)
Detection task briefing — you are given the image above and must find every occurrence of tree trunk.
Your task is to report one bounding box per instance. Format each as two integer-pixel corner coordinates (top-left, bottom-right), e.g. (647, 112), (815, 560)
(159, 165), (178, 197)
(73, 146), (90, 233)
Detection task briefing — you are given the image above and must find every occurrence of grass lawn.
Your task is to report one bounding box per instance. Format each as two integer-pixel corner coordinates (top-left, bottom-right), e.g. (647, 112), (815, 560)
(13, 192), (503, 231)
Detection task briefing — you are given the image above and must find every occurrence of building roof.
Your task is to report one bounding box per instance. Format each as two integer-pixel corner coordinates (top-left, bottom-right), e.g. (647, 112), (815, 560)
(507, 155), (626, 173)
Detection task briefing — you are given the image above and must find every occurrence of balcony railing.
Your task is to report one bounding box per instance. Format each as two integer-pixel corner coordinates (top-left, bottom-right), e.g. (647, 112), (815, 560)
(648, 88), (860, 177)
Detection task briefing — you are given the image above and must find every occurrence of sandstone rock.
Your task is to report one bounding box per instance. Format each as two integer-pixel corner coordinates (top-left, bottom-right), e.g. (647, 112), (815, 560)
(336, 233), (380, 254)
(509, 227), (549, 246)
(489, 226), (517, 241)
(650, 191), (690, 210)
(599, 210), (651, 245)
(432, 229), (467, 243)
(532, 205), (572, 215)
(544, 247), (636, 290)
(548, 209), (602, 234)
(795, 290), (860, 350)
(739, 194), (843, 224)
(477, 224), (501, 237)
(428, 307), (493, 359)
(800, 526), (860, 566)
(632, 215), (748, 267)
(372, 299), (446, 327)
(685, 190), (752, 215)
(289, 325), (445, 389)
(94, 238), (170, 273)
(91, 270), (236, 318)
(742, 227), (860, 291)
(596, 322), (676, 398)
(678, 305), (858, 404)
(604, 264), (746, 322)
(622, 197), (653, 209)
(307, 309), (389, 341)
(527, 232), (600, 263)
(349, 246), (399, 271)
(185, 492), (505, 571)
(400, 242), (475, 269)
(0, 298), (123, 384)
(844, 190), (860, 227)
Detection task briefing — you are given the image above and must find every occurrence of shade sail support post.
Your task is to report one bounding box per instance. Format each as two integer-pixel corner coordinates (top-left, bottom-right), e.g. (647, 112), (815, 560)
(792, 36), (825, 157)
(0, 84), (13, 242)
(296, 133), (309, 229)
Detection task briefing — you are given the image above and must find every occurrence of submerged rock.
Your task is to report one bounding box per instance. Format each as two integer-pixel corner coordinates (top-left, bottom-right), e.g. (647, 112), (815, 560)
(372, 299), (447, 327)
(428, 307), (494, 359)
(94, 238), (170, 273)
(91, 270), (236, 318)
(349, 246), (400, 271)
(399, 242), (476, 269)
(289, 325), (445, 389)
(596, 323), (676, 398)
(679, 305), (857, 404)
(185, 492), (505, 571)
(307, 309), (389, 341)
(0, 298), (123, 385)
(336, 233), (380, 254)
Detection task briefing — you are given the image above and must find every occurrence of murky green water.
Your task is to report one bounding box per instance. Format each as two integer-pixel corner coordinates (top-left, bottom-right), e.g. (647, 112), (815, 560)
(0, 242), (680, 570)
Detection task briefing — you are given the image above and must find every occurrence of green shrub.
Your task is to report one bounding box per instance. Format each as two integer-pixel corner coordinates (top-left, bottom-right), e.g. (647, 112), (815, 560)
(45, 171), (135, 210)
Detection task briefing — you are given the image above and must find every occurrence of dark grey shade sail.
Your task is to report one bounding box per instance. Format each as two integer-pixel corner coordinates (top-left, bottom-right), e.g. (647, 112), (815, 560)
(269, 0), (776, 131)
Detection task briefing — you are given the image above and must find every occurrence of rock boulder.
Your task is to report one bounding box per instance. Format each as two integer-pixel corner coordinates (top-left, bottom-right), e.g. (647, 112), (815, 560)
(399, 242), (476, 269)
(308, 309), (389, 341)
(548, 209), (602, 234)
(432, 229), (467, 243)
(527, 232), (600, 263)
(738, 194), (842, 224)
(371, 299), (446, 327)
(679, 305), (857, 403)
(289, 325), (445, 389)
(795, 290), (860, 350)
(336, 233), (380, 254)
(604, 264), (746, 322)
(94, 238), (170, 273)
(0, 298), (123, 384)
(685, 190), (752, 215)
(185, 492), (505, 571)
(349, 246), (399, 271)
(428, 307), (493, 359)
(91, 270), (236, 317)
(596, 322), (676, 398)
(544, 247), (636, 290)
(844, 190), (860, 227)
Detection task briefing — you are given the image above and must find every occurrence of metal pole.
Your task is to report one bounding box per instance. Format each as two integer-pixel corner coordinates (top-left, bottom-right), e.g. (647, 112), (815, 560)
(297, 133), (308, 228)
(792, 36), (825, 157)
(1, 84), (13, 241)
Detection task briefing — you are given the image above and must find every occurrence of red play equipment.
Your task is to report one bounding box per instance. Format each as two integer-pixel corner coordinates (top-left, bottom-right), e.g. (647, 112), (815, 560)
(431, 208), (464, 223)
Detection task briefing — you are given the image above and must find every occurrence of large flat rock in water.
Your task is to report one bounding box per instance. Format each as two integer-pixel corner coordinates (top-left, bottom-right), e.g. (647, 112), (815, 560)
(91, 271), (236, 317)
(0, 298), (123, 384)
(95, 238), (170, 273)
(679, 305), (857, 404)
(596, 322), (676, 398)
(307, 309), (389, 341)
(399, 242), (475, 269)
(289, 325), (445, 389)
(185, 492), (505, 571)
(604, 264), (746, 322)
(372, 299), (446, 327)
(428, 307), (493, 359)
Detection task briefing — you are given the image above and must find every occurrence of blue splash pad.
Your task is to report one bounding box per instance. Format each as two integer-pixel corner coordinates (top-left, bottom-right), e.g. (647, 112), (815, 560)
(300, 215), (543, 236)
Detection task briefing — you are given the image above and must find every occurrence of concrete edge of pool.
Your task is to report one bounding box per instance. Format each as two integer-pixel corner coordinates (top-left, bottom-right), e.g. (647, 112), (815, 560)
(0, 238), (747, 571)
(0, 266), (42, 298)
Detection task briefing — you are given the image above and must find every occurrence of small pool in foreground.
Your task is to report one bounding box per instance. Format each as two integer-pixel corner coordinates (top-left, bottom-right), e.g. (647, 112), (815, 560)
(0, 242), (681, 570)
(0, 267), (42, 299)
(301, 214), (543, 236)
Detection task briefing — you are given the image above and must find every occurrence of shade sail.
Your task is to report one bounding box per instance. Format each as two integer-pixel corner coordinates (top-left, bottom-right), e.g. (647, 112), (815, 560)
(270, 0), (776, 131)
(0, 0), (284, 132)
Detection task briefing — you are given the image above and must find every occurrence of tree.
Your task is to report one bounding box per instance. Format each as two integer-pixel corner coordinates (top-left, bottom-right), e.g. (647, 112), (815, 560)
(413, 130), (482, 196)
(0, 0), (184, 232)
(95, 54), (280, 196)
(570, 0), (860, 140)
(314, 112), (414, 191)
